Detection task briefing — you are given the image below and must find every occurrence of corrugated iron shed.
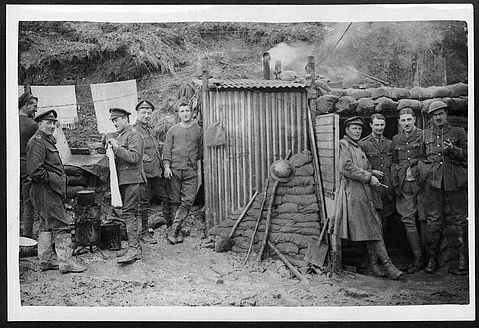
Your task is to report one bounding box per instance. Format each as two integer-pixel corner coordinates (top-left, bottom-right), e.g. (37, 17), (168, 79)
(207, 78), (307, 89)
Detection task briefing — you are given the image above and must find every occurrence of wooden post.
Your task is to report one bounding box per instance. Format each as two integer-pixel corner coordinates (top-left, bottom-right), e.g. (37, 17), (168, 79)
(262, 52), (271, 80)
(306, 55), (318, 112)
(201, 56), (211, 236)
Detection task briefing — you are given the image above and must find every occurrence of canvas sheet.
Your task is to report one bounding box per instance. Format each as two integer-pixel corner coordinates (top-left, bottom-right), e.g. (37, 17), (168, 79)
(90, 80), (138, 134)
(30, 85), (78, 127)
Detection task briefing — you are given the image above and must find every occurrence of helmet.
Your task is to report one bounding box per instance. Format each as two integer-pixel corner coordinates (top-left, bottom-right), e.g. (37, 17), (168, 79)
(269, 159), (296, 183)
(427, 100), (447, 114)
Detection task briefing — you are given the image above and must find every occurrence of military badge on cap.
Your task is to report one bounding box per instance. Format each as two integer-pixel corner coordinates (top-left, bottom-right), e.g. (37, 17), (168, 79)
(109, 108), (131, 120)
(135, 100), (155, 112)
(34, 109), (58, 122)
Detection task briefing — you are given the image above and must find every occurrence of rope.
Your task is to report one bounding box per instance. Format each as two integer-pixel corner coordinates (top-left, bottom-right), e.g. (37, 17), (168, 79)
(317, 22), (353, 66)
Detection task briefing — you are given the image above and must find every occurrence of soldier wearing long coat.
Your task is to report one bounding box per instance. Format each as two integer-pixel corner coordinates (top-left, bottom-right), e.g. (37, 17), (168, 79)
(331, 116), (403, 280)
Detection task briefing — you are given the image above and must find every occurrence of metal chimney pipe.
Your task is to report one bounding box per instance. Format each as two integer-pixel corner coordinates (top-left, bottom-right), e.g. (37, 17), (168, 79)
(263, 52), (271, 80)
(274, 60), (282, 79)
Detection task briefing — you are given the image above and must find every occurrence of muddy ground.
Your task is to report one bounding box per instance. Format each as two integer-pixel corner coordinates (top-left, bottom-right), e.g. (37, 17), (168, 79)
(18, 205), (469, 309)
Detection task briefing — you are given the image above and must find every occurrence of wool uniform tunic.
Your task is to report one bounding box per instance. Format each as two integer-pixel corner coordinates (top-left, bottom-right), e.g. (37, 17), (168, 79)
(26, 130), (70, 230)
(19, 115), (37, 221)
(359, 133), (395, 217)
(421, 122), (467, 233)
(331, 135), (383, 241)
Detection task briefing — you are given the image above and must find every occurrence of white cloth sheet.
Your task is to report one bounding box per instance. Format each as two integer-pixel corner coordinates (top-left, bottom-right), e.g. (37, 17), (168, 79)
(90, 80), (138, 134)
(30, 85), (78, 127)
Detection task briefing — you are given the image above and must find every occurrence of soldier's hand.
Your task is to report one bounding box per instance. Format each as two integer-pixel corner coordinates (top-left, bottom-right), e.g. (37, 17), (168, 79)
(143, 154), (152, 162)
(164, 167), (173, 179)
(107, 138), (119, 149)
(370, 175), (381, 187)
(443, 138), (453, 150)
(372, 169), (384, 179)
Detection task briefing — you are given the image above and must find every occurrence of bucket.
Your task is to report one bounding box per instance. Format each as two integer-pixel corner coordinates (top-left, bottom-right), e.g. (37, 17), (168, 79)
(100, 223), (122, 250)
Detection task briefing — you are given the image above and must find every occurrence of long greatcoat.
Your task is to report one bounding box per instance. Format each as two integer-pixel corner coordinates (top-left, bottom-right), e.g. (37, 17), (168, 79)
(331, 135), (383, 241)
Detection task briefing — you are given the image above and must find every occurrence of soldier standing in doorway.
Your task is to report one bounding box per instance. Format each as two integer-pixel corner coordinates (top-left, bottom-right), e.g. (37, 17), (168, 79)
(106, 108), (146, 264)
(27, 110), (86, 273)
(19, 92), (38, 238)
(133, 100), (172, 244)
(390, 108), (426, 274)
(331, 116), (403, 280)
(359, 113), (396, 231)
(419, 101), (468, 275)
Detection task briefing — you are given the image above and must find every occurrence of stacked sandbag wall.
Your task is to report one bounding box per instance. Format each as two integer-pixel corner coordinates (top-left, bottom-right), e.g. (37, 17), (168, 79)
(208, 151), (321, 266)
(315, 83), (468, 116)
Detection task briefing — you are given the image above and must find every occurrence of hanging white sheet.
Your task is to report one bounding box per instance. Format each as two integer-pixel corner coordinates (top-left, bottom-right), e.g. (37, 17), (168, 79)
(30, 85), (78, 129)
(90, 80), (138, 134)
(106, 145), (122, 207)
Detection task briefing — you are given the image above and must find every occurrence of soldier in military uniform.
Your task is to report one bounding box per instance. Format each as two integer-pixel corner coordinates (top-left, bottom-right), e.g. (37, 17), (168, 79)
(419, 101), (468, 275)
(390, 108), (426, 274)
(19, 92), (38, 238)
(332, 116), (403, 280)
(27, 110), (86, 273)
(106, 108), (146, 264)
(359, 113), (396, 230)
(133, 100), (171, 244)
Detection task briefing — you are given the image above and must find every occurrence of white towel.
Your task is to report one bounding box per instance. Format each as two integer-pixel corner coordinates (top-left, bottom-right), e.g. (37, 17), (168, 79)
(90, 80), (138, 134)
(106, 145), (122, 207)
(30, 85), (78, 128)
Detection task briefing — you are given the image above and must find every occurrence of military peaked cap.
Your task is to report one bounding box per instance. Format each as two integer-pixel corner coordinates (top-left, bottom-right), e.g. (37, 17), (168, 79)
(135, 100), (155, 112)
(34, 109), (58, 122)
(18, 92), (38, 109)
(344, 116), (365, 128)
(110, 108), (131, 120)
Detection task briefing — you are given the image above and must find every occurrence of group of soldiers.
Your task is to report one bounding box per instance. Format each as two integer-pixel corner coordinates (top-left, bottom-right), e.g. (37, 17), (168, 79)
(19, 92), (203, 273)
(333, 101), (468, 280)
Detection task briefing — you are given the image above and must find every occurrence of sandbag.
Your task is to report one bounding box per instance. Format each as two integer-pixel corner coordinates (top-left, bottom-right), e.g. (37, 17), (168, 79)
(427, 86), (451, 98)
(356, 98), (376, 114)
(328, 88), (349, 97)
(349, 88), (372, 100)
(420, 98), (442, 113)
(447, 83), (468, 97)
(389, 88), (411, 100)
(409, 87), (431, 100)
(374, 97), (398, 112)
(442, 97), (468, 112)
(335, 96), (358, 114)
(397, 99), (421, 111)
(316, 80), (331, 93)
(316, 95), (339, 114)
(371, 87), (391, 99)
(67, 174), (88, 187)
(279, 70), (300, 81)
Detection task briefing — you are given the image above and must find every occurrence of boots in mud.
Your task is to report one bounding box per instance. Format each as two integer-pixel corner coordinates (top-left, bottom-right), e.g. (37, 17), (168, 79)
(166, 205), (188, 245)
(366, 242), (386, 277)
(139, 202), (157, 244)
(448, 226), (468, 275)
(405, 227), (425, 274)
(161, 199), (172, 227)
(55, 231), (86, 274)
(424, 230), (441, 274)
(371, 239), (404, 280)
(38, 231), (59, 271)
(117, 215), (142, 264)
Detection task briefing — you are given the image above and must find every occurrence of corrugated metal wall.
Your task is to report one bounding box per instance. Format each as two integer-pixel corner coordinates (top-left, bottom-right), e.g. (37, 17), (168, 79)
(204, 88), (309, 226)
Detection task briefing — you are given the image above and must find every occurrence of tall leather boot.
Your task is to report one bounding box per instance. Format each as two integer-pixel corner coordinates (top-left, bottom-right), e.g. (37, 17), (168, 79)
(366, 242), (386, 277)
(373, 239), (404, 280)
(419, 222), (427, 260)
(139, 202), (157, 244)
(55, 231), (86, 274)
(117, 215), (142, 264)
(166, 205), (188, 244)
(424, 231), (441, 274)
(405, 228), (425, 274)
(22, 214), (35, 239)
(38, 231), (59, 271)
(449, 227), (468, 275)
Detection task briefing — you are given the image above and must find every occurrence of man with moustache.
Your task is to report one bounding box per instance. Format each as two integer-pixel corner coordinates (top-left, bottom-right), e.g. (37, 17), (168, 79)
(133, 100), (171, 244)
(360, 113), (396, 230)
(27, 110), (86, 273)
(331, 116), (403, 280)
(106, 108), (146, 264)
(391, 108), (426, 274)
(420, 101), (468, 275)
(19, 92), (38, 238)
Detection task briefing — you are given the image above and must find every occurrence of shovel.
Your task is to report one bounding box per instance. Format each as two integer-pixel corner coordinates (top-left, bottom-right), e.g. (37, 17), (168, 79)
(305, 216), (330, 267)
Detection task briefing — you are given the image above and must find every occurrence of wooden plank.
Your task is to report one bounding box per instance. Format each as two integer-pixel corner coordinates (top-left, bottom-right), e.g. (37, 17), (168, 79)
(315, 114), (334, 125)
(315, 132), (335, 142)
(320, 164), (335, 175)
(315, 125), (335, 133)
(317, 148), (334, 157)
(316, 140), (334, 149)
(322, 177), (336, 188)
(317, 156), (334, 166)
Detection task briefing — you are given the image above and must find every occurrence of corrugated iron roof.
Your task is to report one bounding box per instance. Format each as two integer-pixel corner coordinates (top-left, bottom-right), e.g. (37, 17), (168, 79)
(193, 79), (308, 89)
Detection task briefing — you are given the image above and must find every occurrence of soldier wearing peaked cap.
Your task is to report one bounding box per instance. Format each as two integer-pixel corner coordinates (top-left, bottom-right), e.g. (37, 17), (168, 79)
(133, 100), (171, 245)
(331, 115), (404, 280)
(106, 107), (147, 264)
(419, 101), (468, 275)
(19, 92), (39, 239)
(26, 109), (86, 273)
